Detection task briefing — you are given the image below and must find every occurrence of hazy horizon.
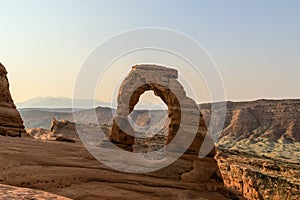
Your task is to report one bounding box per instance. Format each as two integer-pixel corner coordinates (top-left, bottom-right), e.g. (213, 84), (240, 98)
(16, 95), (300, 106)
(1, 0), (300, 103)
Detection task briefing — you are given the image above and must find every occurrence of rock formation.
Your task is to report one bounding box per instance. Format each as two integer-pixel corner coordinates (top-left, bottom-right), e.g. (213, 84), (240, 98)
(27, 118), (111, 143)
(108, 64), (230, 194)
(0, 63), (25, 137)
(26, 118), (80, 142)
(110, 64), (213, 156)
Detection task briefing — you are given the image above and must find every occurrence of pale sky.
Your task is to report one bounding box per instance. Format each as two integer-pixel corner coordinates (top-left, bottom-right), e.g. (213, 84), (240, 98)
(1, 0), (299, 104)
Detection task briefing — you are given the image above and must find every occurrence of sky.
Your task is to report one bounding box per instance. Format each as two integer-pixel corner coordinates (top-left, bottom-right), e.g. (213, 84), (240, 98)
(1, 0), (300, 104)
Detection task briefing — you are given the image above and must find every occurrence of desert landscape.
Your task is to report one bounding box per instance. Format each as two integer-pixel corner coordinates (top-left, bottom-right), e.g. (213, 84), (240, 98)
(1, 1), (300, 199)
(19, 100), (300, 200)
(0, 62), (299, 199)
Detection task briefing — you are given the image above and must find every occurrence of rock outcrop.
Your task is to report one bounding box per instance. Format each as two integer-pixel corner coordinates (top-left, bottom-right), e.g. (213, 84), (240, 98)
(0, 63), (25, 137)
(26, 119), (77, 143)
(27, 118), (111, 143)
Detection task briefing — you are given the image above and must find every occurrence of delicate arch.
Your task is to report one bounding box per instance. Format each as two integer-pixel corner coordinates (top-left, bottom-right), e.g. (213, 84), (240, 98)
(109, 64), (209, 155)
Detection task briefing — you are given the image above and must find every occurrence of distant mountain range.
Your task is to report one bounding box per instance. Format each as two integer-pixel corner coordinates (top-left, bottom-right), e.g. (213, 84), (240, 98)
(16, 97), (110, 108)
(16, 96), (166, 109)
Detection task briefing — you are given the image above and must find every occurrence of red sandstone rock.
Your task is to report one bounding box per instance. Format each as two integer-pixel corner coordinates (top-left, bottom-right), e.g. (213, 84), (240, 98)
(109, 64), (210, 156)
(0, 183), (70, 200)
(0, 63), (25, 137)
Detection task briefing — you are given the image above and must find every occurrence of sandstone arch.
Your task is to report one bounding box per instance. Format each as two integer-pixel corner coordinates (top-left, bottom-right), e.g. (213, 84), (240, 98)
(106, 65), (235, 196)
(109, 64), (211, 155)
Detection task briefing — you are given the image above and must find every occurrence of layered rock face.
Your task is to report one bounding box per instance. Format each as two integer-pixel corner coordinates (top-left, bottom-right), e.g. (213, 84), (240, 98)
(0, 63), (25, 136)
(200, 99), (300, 143)
(216, 150), (300, 200)
(200, 99), (300, 199)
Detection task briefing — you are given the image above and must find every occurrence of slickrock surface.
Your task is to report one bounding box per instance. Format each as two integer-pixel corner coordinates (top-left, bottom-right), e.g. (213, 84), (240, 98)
(0, 136), (236, 200)
(0, 183), (70, 200)
(0, 63), (25, 136)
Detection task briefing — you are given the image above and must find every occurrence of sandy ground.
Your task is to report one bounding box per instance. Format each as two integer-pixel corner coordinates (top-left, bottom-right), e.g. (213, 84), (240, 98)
(0, 136), (230, 200)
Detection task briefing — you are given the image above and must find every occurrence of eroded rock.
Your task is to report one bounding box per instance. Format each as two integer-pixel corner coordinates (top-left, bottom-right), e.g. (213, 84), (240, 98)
(109, 64), (214, 156)
(27, 119), (77, 143)
(27, 118), (110, 143)
(0, 63), (25, 137)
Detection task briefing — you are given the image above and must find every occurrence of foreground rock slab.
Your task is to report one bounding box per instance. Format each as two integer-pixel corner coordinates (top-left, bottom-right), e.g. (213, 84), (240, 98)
(0, 136), (237, 200)
(0, 183), (70, 200)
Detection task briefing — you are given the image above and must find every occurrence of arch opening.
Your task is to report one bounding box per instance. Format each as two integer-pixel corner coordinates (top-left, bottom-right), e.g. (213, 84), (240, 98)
(129, 90), (169, 159)
(128, 84), (181, 143)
